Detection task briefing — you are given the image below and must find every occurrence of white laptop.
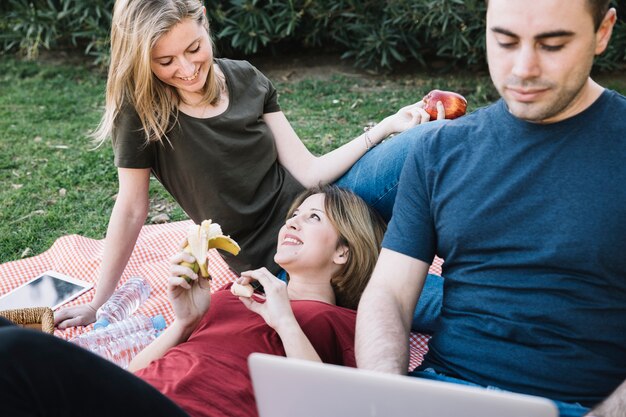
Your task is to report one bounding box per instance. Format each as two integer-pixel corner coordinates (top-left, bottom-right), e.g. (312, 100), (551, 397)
(248, 353), (558, 417)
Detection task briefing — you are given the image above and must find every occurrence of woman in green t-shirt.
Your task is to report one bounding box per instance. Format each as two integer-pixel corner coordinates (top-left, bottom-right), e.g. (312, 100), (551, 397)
(54, 0), (444, 329)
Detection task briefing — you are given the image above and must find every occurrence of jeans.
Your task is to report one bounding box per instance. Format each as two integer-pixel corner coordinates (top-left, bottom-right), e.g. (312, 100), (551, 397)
(411, 273), (443, 334)
(335, 129), (414, 223)
(410, 368), (590, 417)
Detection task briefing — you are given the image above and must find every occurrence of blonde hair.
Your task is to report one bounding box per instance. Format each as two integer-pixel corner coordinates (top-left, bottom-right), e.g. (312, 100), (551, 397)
(287, 185), (386, 310)
(93, 0), (223, 145)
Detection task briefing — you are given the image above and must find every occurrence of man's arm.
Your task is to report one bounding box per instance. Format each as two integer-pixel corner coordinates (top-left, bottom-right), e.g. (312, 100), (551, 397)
(356, 248), (430, 374)
(587, 378), (626, 417)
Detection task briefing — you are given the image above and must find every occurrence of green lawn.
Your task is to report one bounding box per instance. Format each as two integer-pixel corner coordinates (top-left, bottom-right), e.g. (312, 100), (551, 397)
(1, 56), (624, 263)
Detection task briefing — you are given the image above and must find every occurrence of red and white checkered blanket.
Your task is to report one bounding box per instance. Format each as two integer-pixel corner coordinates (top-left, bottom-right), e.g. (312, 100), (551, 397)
(0, 221), (441, 370)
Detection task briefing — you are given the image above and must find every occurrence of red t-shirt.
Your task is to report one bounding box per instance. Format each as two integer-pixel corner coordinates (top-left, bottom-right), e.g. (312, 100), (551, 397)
(135, 284), (356, 417)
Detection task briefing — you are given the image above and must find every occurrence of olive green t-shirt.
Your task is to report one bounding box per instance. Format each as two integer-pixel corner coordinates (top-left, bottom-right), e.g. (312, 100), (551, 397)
(112, 59), (305, 274)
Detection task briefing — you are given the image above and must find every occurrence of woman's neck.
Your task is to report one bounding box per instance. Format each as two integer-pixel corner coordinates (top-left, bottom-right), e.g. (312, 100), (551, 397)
(286, 272), (336, 305)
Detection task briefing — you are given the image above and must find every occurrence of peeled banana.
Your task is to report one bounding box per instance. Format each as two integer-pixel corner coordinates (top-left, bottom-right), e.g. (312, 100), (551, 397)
(180, 219), (240, 282)
(231, 281), (254, 298)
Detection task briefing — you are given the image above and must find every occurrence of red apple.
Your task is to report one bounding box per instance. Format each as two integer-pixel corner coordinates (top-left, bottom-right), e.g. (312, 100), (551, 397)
(422, 89), (467, 120)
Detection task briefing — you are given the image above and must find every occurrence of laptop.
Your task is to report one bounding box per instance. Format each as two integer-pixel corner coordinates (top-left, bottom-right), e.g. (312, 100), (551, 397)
(248, 353), (558, 417)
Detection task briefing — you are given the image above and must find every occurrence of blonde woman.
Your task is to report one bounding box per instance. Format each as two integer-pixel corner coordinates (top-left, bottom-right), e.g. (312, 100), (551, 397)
(2, 185), (386, 417)
(54, 0), (443, 329)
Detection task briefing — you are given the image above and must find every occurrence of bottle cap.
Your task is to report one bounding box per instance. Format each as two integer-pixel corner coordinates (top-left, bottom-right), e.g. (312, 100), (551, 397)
(94, 318), (110, 329)
(151, 314), (166, 331)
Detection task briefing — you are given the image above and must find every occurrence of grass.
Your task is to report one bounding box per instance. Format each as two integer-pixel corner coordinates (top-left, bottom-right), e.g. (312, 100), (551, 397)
(277, 73), (498, 154)
(1, 56), (624, 263)
(0, 58), (190, 263)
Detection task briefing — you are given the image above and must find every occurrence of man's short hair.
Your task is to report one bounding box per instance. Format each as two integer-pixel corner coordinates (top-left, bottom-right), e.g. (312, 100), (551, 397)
(588, 0), (612, 30)
(485, 0), (611, 30)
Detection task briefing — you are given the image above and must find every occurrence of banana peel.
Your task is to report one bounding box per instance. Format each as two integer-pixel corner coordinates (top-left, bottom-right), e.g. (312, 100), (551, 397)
(180, 220), (240, 283)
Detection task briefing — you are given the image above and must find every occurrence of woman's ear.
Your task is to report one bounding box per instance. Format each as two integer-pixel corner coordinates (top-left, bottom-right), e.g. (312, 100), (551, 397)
(333, 245), (349, 265)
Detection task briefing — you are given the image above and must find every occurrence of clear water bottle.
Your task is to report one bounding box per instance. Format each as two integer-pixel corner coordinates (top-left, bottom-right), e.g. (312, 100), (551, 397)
(94, 329), (159, 369)
(94, 276), (151, 329)
(71, 314), (166, 349)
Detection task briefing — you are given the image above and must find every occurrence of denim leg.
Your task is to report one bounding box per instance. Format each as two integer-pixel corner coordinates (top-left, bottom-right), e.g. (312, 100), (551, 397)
(410, 368), (481, 387)
(552, 401), (590, 417)
(335, 129), (415, 223)
(277, 269), (288, 282)
(410, 368), (590, 417)
(411, 273), (444, 334)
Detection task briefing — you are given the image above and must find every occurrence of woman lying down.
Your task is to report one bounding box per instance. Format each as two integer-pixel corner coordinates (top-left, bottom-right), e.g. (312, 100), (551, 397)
(0, 185), (385, 417)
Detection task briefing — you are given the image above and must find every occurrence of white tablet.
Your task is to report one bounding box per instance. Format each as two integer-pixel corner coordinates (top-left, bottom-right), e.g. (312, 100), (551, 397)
(0, 270), (93, 310)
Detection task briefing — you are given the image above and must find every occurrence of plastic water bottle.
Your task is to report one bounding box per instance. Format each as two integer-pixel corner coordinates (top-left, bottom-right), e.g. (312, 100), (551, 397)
(71, 314), (166, 349)
(94, 277), (151, 329)
(94, 329), (159, 369)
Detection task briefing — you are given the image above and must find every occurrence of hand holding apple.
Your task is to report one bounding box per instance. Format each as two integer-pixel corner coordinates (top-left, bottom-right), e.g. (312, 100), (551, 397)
(422, 90), (467, 120)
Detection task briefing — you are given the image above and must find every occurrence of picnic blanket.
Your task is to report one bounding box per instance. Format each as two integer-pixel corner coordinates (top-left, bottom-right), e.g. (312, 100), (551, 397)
(0, 221), (442, 370)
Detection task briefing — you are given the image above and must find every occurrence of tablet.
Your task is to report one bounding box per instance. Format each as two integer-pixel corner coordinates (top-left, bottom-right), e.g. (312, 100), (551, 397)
(0, 271), (93, 310)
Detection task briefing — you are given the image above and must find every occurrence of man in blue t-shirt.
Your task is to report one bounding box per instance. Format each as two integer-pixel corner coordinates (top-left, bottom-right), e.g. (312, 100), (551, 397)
(356, 1), (625, 417)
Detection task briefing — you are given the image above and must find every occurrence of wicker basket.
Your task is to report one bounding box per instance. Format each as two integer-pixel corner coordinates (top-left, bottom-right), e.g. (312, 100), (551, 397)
(0, 307), (55, 334)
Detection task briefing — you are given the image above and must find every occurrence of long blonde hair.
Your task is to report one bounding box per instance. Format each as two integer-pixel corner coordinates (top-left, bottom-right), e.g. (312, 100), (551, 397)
(93, 0), (223, 145)
(287, 185), (387, 310)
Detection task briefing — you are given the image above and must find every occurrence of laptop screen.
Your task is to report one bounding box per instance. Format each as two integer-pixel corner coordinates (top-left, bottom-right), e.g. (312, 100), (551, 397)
(248, 353), (557, 417)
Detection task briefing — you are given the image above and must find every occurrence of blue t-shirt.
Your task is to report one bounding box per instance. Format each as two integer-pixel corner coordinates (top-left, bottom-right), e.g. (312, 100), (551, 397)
(384, 90), (626, 406)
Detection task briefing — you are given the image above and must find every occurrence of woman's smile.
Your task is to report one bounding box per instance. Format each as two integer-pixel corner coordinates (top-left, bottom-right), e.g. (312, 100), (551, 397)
(178, 69), (199, 82)
(282, 234), (303, 246)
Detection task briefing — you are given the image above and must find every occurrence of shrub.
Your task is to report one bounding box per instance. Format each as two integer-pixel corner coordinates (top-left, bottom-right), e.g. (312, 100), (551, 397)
(0, 0), (113, 64)
(1, 0), (64, 60)
(1, 0), (624, 73)
(206, 0), (487, 71)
